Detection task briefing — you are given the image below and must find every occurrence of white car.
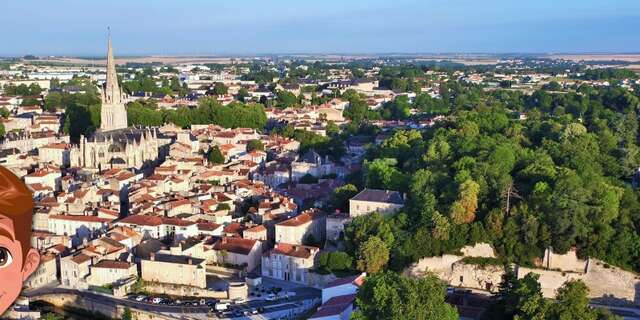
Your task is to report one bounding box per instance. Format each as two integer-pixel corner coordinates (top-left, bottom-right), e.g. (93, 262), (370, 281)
(151, 297), (163, 304)
(135, 295), (147, 302)
(266, 294), (277, 301)
(215, 302), (229, 311)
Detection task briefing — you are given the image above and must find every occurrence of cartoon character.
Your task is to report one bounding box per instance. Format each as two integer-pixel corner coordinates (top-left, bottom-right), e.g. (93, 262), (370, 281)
(0, 166), (40, 314)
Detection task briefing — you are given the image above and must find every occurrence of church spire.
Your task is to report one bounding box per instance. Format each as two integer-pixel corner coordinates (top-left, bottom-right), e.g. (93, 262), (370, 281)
(104, 28), (121, 105)
(100, 29), (128, 132)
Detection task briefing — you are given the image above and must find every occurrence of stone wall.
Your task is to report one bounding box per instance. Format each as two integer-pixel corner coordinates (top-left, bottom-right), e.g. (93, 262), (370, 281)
(33, 293), (177, 319)
(407, 243), (640, 306)
(460, 243), (496, 258)
(517, 266), (584, 298)
(541, 248), (587, 273)
(406, 243), (503, 292)
(582, 260), (639, 306)
(144, 282), (228, 299)
(450, 262), (504, 292)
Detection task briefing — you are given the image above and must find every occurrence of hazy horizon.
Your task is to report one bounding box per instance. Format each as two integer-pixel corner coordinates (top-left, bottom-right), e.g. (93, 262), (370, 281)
(1, 0), (639, 56)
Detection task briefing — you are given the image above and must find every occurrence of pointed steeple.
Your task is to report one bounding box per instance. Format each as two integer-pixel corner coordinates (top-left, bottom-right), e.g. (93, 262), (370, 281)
(100, 29), (128, 132)
(104, 29), (121, 105)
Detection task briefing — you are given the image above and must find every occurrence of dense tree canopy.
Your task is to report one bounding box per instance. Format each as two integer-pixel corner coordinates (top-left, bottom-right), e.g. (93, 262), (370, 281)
(352, 272), (458, 320)
(345, 81), (640, 274)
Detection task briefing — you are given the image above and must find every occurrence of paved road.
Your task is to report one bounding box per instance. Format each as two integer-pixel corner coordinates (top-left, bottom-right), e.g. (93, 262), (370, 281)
(24, 285), (321, 318)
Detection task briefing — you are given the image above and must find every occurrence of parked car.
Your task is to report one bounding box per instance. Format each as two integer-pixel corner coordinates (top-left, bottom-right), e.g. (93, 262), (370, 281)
(134, 295), (147, 302)
(151, 297), (164, 304)
(215, 302), (229, 311)
(266, 293), (276, 301)
(206, 299), (217, 307)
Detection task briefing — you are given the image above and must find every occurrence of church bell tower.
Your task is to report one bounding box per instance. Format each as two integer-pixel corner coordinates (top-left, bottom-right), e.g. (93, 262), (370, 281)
(100, 30), (128, 132)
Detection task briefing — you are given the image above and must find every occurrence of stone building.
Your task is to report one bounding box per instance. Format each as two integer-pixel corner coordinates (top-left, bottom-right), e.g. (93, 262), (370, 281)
(69, 35), (167, 172)
(349, 188), (404, 218)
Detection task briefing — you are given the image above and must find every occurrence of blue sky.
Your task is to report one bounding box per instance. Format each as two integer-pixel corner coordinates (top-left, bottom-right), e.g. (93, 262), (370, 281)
(1, 0), (639, 55)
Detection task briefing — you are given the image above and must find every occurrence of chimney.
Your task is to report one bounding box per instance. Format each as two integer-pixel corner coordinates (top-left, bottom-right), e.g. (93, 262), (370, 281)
(150, 252), (156, 261)
(188, 258), (193, 265)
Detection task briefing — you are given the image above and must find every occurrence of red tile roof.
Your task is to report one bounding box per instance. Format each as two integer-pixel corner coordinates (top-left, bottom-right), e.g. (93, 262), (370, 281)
(325, 273), (366, 289)
(70, 253), (92, 264)
(197, 222), (221, 232)
(271, 243), (318, 259)
(118, 215), (164, 226)
(245, 225), (266, 233)
(50, 215), (113, 223)
(93, 260), (132, 269)
(213, 237), (257, 255)
(277, 209), (322, 227)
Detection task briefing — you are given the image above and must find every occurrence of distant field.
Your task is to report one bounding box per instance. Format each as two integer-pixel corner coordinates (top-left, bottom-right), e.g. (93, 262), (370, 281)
(33, 56), (241, 66)
(32, 54), (503, 66)
(547, 54), (640, 62)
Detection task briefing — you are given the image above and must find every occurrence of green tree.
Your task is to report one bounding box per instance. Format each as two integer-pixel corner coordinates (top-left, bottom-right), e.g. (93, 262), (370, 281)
(548, 280), (605, 320)
(356, 236), (389, 273)
(450, 179), (480, 224)
(122, 307), (132, 320)
(318, 251), (353, 272)
(330, 184), (358, 213)
(208, 145), (225, 164)
(237, 87), (249, 101)
(246, 139), (264, 152)
(352, 271), (458, 320)
(363, 158), (408, 191)
(213, 82), (228, 95)
(44, 92), (63, 111)
(42, 313), (65, 320)
(276, 90), (299, 108)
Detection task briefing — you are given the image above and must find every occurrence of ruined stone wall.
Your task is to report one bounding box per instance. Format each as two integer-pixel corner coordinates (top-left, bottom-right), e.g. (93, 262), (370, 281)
(541, 248), (587, 273)
(517, 267), (585, 298)
(449, 262), (504, 292)
(460, 243), (496, 258)
(407, 243), (640, 306)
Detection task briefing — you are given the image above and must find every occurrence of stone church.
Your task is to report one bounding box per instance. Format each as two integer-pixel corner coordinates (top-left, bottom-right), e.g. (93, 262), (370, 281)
(70, 35), (167, 172)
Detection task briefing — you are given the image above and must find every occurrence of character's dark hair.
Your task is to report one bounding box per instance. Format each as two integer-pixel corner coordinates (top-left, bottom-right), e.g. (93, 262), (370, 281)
(0, 166), (34, 261)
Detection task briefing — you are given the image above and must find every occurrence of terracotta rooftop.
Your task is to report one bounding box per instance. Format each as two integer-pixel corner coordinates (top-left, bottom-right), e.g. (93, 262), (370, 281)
(197, 222), (222, 232)
(213, 237), (257, 255)
(325, 273), (366, 289)
(161, 217), (196, 227)
(70, 253), (92, 264)
(223, 222), (243, 234)
(50, 215), (113, 223)
(118, 214), (164, 226)
(245, 225), (266, 233)
(93, 260), (132, 270)
(270, 243), (318, 259)
(277, 209), (322, 227)
(310, 294), (356, 319)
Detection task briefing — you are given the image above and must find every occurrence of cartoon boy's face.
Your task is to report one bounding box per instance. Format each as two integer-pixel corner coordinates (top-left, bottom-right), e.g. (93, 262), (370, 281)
(0, 214), (39, 314)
